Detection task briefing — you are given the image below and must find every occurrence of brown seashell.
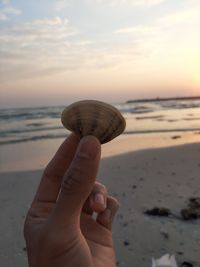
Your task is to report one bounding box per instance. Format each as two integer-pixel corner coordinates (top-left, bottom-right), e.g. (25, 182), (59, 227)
(61, 100), (126, 144)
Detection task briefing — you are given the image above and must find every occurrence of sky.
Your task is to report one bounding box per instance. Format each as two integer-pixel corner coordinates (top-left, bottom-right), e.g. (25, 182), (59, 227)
(0, 0), (200, 108)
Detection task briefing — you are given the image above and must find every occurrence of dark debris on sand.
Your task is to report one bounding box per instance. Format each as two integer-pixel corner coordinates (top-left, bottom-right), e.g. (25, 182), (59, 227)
(180, 262), (194, 267)
(144, 207), (171, 217)
(144, 197), (200, 221)
(171, 135), (182, 139)
(181, 197), (200, 220)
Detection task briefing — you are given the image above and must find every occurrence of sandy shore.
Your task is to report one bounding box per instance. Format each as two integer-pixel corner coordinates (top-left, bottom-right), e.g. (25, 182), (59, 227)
(1, 137), (200, 266)
(1, 131), (200, 172)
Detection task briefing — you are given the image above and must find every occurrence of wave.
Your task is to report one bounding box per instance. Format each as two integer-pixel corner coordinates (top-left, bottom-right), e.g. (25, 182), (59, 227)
(1, 100), (200, 146)
(1, 100), (200, 122)
(1, 128), (200, 145)
(0, 126), (63, 137)
(0, 134), (67, 145)
(0, 106), (64, 121)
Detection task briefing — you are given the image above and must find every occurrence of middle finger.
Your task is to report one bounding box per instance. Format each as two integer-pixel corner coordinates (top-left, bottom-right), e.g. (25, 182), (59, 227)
(82, 182), (108, 214)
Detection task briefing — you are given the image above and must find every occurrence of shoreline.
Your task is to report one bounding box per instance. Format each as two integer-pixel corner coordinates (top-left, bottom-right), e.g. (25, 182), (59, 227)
(126, 95), (200, 103)
(0, 142), (200, 267)
(1, 131), (200, 173)
(1, 128), (200, 146)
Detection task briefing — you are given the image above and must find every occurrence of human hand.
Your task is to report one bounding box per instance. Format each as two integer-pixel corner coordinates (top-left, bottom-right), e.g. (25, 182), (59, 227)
(24, 134), (119, 267)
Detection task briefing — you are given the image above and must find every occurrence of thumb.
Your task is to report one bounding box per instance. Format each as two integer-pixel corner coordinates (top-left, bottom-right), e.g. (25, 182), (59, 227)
(53, 135), (101, 225)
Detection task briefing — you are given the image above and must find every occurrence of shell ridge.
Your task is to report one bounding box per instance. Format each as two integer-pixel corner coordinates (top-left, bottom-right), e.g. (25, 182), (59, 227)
(88, 111), (99, 136)
(100, 114), (120, 143)
(61, 100), (126, 144)
(75, 109), (83, 136)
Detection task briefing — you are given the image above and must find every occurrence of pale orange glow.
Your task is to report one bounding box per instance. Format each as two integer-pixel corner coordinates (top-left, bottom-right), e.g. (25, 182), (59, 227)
(1, 1), (200, 107)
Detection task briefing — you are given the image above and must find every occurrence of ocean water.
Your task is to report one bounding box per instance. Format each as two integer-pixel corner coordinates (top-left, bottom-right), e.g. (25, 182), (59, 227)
(1, 99), (200, 146)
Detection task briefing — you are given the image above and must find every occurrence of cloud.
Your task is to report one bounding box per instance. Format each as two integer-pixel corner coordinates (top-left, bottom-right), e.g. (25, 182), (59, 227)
(110, 2), (200, 82)
(0, 0), (21, 21)
(123, 0), (165, 6)
(84, 44), (143, 70)
(114, 5), (200, 39)
(0, 14), (145, 83)
(56, 0), (72, 11)
(0, 17), (82, 81)
(0, 12), (7, 20)
(87, 0), (166, 7)
(0, 17), (74, 46)
(0, 0), (10, 4)
(159, 7), (200, 25)
(73, 40), (93, 46)
(0, 7), (21, 20)
(114, 25), (160, 34)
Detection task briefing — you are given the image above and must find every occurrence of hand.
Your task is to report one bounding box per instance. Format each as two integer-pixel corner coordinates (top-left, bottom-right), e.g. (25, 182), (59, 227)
(24, 134), (119, 267)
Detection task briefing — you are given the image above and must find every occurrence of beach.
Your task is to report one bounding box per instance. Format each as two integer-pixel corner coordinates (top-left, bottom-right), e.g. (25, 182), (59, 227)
(1, 0), (200, 264)
(1, 133), (200, 267)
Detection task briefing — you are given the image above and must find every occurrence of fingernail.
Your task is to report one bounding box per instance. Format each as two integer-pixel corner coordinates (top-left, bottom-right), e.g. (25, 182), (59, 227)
(77, 136), (100, 159)
(94, 193), (105, 205)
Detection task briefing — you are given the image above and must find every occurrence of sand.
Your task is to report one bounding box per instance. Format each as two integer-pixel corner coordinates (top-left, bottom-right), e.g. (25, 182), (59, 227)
(1, 131), (200, 172)
(0, 136), (200, 267)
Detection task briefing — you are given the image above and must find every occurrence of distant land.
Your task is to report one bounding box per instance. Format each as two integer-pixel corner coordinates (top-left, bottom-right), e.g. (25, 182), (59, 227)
(126, 96), (200, 103)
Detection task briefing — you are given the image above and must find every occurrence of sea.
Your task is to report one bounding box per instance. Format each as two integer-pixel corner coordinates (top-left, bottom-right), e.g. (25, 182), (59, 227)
(1, 98), (200, 146)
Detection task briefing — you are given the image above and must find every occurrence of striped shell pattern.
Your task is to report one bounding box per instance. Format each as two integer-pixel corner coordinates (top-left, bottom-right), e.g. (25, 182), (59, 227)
(61, 100), (126, 144)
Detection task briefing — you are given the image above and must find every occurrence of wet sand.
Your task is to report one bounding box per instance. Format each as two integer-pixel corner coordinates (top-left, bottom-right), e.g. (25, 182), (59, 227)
(1, 131), (200, 172)
(0, 137), (200, 267)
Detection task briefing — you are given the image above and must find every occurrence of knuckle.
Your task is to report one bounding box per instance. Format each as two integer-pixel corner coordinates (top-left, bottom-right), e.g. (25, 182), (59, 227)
(94, 181), (103, 187)
(94, 182), (107, 195)
(61, 165), (85, 193)
(109, 196), (120, 208)
(76, 151), (91, 161)
(100, 184), (107, 193)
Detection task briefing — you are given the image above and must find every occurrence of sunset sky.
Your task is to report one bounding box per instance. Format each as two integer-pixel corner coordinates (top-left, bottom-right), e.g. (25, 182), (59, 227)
(0, 0), (200, 108)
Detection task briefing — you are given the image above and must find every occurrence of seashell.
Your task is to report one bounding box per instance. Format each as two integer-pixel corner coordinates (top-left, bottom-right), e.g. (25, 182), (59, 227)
(61, 100), (126, 144)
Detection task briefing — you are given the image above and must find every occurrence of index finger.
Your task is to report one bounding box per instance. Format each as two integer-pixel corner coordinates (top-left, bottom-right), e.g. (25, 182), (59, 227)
(32, 133), (80, 205)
